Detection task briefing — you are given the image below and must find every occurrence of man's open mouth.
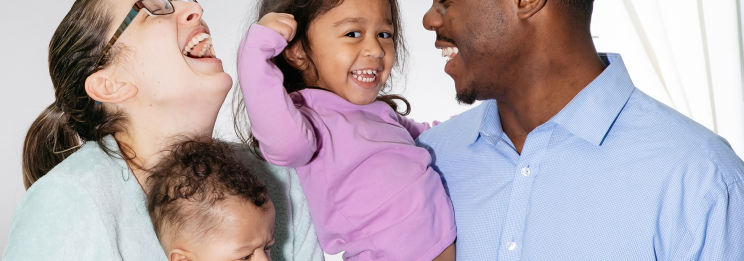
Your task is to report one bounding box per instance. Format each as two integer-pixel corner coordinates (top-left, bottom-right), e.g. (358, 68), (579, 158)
(442, 47), (459, 62)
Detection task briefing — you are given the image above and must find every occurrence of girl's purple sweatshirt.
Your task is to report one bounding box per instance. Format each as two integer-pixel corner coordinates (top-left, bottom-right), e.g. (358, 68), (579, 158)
(238, 24), (456, 261)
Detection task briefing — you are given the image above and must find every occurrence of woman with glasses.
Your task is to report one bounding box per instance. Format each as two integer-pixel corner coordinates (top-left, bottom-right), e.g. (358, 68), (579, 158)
(3, 0), (322, 260)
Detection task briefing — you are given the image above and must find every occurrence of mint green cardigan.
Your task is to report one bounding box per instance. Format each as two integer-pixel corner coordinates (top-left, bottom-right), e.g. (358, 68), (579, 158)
(3, 136), (324, 261)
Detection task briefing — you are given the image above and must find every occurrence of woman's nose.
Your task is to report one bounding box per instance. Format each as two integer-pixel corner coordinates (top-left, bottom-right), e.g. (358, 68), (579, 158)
(423, 4), (444, 31)
(177, 2), (203, 24)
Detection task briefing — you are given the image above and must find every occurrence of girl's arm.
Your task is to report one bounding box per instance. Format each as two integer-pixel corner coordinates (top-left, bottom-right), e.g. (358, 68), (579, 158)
(396, 114), (441, 140)
(238, 24), (318, 168)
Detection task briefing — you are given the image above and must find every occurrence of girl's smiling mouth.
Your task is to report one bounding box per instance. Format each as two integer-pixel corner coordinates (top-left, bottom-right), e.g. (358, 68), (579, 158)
(350, 68), (381, 89)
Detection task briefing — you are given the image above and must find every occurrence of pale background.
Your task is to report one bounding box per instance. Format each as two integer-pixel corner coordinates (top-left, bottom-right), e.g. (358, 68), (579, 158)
(1, 0), (742, 260)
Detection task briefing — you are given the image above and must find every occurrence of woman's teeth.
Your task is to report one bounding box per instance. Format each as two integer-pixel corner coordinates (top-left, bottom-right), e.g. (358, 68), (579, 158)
(183, 33), (213, 58)
(442, 47), (459, 62)
(352, 70), (378, 83)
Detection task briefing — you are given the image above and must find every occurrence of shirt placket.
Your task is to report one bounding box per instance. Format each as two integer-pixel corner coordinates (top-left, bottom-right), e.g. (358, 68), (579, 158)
(497, 124), (554, 260)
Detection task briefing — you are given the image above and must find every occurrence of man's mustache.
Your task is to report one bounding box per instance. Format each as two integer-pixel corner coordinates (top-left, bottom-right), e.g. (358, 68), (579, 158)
(436, 34), (457, 45)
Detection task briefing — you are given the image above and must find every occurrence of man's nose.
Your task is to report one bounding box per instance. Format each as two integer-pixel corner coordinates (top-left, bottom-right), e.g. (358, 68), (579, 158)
(423, 4), (444, 31)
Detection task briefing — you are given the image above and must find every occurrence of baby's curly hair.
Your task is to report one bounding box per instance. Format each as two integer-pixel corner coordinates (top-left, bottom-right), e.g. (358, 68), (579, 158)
(146, 137), (268, 242)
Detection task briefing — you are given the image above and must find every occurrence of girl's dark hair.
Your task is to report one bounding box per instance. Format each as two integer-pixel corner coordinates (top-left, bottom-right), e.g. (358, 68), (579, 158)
(233, 0), (410, 157)
(22, 0), (128, 189)
(146, 137), (268, 241)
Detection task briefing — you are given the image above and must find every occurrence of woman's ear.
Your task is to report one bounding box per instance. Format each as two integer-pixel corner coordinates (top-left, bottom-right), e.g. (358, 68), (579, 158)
(283, 43), (308, 70)
(85, 71), (138, 104)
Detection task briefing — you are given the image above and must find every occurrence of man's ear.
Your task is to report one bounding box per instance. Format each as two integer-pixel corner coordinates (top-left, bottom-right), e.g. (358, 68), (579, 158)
(85, 71), (138, 104)
(283, 43), (308, 70)
(168, 249), (190, 261)
(515, 0), (547, 20)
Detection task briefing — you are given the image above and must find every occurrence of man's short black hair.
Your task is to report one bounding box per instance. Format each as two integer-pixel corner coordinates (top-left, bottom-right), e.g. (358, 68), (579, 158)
(558, 0), (595, 25)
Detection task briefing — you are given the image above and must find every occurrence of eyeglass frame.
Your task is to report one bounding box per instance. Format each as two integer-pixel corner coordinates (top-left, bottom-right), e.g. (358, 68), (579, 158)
(95, 0), (199, 68)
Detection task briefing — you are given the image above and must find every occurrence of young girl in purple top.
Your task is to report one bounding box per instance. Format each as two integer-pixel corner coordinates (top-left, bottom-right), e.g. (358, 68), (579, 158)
(237, 0), (456, 260)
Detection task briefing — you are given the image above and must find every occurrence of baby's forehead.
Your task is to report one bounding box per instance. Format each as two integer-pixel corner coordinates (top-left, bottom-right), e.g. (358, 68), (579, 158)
(186, 195), (274, 231)
(189, 197), (276, 246)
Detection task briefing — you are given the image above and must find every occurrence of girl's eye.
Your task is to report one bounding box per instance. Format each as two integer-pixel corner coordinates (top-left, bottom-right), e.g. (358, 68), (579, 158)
(378, 32), (392, 39)
(345, 31), (362, 38)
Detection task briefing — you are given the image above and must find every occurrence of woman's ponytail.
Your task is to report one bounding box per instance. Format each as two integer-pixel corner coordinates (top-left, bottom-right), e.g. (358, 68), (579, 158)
(22, 104), (82, 189)
(22, 0), (127, 189)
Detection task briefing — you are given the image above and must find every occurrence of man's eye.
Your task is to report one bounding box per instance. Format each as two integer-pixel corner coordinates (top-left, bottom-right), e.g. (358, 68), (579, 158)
(345, 31), (362, 38)
(378, 32), (392, 39)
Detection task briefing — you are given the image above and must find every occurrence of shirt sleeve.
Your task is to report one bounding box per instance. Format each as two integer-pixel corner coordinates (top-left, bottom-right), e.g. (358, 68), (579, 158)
(679, 179), (744, 260)
(237, 24), (319, 168)
(2, 176), (120, 261)
(655, 156), (744, 261)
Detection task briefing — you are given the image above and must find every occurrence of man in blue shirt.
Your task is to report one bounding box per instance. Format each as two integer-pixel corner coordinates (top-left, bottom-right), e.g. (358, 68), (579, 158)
(417, 0), (744, 260)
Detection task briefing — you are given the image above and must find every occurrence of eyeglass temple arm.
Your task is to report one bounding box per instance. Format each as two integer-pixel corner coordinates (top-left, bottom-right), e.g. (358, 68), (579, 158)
(95, 2), (144, 68)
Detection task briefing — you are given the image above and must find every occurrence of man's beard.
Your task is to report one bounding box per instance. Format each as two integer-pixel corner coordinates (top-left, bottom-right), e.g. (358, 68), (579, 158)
(456, 84), (478, 105)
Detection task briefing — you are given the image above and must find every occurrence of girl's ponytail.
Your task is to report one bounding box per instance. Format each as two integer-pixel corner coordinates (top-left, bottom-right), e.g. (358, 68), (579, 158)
(22, 104), (82, 189)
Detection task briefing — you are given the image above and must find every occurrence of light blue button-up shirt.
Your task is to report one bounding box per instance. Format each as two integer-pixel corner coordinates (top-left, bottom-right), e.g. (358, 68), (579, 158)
(417, 54), (744, 260)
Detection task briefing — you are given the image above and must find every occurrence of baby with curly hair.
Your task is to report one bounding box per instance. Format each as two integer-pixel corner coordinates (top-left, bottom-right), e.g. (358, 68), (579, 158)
(146, 138), (275, 261)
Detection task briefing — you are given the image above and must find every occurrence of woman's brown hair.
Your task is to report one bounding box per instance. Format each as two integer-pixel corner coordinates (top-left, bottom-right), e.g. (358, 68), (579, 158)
(22, 0), (128, 189)
(233, 0), (410, 157)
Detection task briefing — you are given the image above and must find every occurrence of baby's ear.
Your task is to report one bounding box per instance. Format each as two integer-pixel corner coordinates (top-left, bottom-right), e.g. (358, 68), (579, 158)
(168, 249), (189, 261)
(283, 42), (308, 70)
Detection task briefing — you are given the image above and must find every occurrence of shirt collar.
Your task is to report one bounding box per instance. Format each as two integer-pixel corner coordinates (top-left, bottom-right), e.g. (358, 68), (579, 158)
(469, 53), (635, 146)
(549, 53), (635, 146)
(467, 100), (502, 145)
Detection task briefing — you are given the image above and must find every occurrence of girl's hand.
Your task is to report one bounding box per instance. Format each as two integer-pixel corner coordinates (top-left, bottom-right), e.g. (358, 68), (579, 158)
(258, 13), (297, 42)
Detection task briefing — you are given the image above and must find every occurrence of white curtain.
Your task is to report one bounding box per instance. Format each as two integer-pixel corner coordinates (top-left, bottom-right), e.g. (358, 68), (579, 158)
(591, 0), (744, 155)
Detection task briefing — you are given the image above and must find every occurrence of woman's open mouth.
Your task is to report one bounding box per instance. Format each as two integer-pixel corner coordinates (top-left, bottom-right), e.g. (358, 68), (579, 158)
(182, 30), (216, 59)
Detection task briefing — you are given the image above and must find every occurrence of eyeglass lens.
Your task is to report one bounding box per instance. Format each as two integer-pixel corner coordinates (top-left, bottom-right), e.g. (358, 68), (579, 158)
(140, 0), (174, 15)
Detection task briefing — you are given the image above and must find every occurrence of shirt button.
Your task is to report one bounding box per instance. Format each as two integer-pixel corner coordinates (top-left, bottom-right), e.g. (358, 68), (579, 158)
(507, 242), (517, 250)
(521, 167), (531, 177)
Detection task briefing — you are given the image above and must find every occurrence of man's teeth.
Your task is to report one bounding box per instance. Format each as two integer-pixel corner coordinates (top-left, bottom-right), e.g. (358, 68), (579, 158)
(351, 70), (378, 83)
(441, 47), (459, 61)
(182, 33), (212, 57)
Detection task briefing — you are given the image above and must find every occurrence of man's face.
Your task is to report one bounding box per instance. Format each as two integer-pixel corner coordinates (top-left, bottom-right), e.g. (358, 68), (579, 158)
(423, 0), (522, 104)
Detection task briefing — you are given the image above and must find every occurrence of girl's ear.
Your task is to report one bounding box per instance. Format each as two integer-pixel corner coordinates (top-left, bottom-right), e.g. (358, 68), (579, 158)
(283, 43), (308, 70)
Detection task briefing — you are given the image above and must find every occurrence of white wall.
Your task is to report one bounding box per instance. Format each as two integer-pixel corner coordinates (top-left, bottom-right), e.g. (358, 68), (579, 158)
(2, 0), (742, 260)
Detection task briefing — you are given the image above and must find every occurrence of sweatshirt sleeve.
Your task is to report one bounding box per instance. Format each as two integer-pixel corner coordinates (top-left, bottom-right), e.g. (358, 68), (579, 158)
(238, 24), (319, 168)
(2, 176), (119, 261)
(395, 114), (435, 140)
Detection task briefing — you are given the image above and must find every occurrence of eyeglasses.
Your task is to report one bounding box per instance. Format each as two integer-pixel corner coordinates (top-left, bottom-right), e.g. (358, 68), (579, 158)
(95, 0), (199, 68)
